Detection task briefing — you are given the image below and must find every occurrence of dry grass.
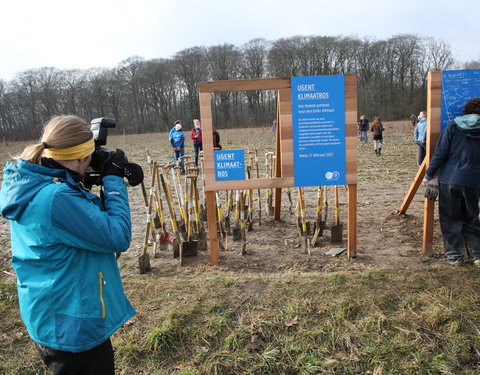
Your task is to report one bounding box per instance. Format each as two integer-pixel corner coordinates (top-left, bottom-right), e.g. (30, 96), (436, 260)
(1, 122), (480, 374)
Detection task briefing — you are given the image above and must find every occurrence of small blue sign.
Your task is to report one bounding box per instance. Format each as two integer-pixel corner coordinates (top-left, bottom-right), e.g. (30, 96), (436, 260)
(441, 69), (480, 131)
(291, 75), (346, 187)
(214, 149), (245, 181)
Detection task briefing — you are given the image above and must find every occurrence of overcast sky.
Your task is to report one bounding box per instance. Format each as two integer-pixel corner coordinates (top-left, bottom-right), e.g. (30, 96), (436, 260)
(0, 0), (477, 81)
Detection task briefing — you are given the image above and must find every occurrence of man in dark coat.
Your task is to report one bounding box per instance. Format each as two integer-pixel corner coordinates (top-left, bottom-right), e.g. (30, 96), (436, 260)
(358, 115), (369, 142)
(423, 97), (480, 266)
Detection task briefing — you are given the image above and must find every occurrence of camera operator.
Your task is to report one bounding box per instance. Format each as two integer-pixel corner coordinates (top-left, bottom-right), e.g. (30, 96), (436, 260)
(0, 115), (143, 375)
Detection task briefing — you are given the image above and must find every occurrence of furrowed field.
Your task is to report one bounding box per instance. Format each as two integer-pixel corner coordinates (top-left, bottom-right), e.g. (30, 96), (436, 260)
(1, 122), (480, 375)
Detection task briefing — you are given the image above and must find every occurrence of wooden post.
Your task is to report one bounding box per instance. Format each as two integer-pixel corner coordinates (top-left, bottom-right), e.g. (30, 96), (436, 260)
(274, 104), (282, 220)
(422, 71), (442, 256)
(397, 159), (426, 215)
(347, 184), (357, 258)
(205, 191), (219, 265)
(345, 75), (358, 259)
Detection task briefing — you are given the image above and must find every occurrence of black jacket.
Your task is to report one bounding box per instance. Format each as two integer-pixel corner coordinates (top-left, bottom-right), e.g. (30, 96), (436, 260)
(426, 121), (480, 189)
(358, 119), (369, 131)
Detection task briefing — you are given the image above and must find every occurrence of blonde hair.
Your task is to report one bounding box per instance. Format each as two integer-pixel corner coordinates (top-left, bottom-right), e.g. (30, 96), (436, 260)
(18, 115), (93, 164)
(193, 119), (201, 127)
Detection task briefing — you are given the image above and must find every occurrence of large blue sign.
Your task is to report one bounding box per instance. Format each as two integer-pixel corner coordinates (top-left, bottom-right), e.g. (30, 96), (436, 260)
(291, 75), (346, 187)
(214, 149), (245, 181)
(441, 69), (480, 131)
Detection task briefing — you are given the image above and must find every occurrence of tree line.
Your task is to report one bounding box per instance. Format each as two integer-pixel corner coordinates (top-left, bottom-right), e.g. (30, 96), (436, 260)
(0, 33), (478, 141)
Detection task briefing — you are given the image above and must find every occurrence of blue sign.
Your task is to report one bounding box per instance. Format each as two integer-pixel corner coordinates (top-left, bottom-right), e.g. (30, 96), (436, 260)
(441, 69), (480, 131)
(291, 75), (346, 187)
(214, 150), (245, 181)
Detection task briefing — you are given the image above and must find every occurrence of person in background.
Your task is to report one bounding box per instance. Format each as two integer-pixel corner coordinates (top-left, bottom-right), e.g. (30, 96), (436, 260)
(410, 113), (418, 127)
(0, 115), (141, 375)
(358, 115), (369, 142)
(190, 119), (203, 167)
(271, 119), (277, 131)
(370, 116), (385, 155)
(171, 122), (185, 173)
(414, 111), (427, 165)
(423, 97), (480, 266)
(169, 120), (181, 139)
(213, 127), (222, 150)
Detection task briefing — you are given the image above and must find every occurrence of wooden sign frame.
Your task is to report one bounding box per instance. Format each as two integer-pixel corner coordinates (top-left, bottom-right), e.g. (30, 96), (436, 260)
(397, 71), (442, 255)
(199, 76), (358, 265)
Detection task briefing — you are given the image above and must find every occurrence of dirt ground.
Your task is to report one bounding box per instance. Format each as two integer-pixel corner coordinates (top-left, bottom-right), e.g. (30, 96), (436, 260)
(0, 121), (445, 281)
(115, 120), (444, 276)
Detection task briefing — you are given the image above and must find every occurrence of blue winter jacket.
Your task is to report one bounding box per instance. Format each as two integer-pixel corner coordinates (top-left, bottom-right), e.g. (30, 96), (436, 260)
(425, 114), (480, 188)
(0, 160), (135, 352)
(414, 117), (427, 142)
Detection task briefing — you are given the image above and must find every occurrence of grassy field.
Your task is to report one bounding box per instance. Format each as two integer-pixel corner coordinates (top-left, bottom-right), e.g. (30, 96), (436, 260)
(1, 123), (480, 374)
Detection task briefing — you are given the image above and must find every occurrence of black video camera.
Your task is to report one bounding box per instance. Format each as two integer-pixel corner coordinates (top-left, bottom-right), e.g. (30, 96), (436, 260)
(86, 117), (144, 187)
(91, 117), (116, 147)
(85, 117), (117, 186)
(89, 117), (116, 176)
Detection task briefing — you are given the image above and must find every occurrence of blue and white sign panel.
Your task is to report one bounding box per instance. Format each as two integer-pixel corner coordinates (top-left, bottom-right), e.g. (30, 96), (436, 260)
(214, 149), (245, 181)
(441, 69), (480, 131)
(291, 75), (346, 187)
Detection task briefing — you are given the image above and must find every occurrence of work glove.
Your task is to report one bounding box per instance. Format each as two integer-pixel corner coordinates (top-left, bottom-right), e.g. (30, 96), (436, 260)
(424, 176), (439, 201)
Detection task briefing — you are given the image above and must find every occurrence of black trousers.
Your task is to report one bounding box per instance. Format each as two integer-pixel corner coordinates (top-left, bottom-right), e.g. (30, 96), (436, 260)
(439, 184), (480, 261)
(416, 141), (426, 166)
(194, 142), (203, 166)
(35, 339), (114, 375)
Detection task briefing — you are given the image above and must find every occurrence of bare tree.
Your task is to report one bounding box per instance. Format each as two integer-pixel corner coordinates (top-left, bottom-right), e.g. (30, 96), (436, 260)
(464, 60), (480, 69)
(241, 38), (272, 124)
(207, 44), (242, 126)
(174, 47), (209, 122)
(139, 58), (177, 132)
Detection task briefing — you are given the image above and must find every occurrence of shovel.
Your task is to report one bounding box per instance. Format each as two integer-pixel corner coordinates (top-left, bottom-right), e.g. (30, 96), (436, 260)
(215, 192), (228, 250)
(171, 166), (187, 237)
(224, 190), (232, 232)
(297, 187), (311, 255)
(254, 151), (262, 225)
(181, 175), (198, 257)
(246, 166), (254, 231)
(140, 181), (158, 246)
(192, 175), (208, 251)
(311, 186), (324, 247)
(286, 187), (293, 214)
(330, 185), (344, 243)
(138, 179), (155, 274)
(159, 171), (184, 265)
(198, 151), (207, 221)
(154, 166), (172, 250)
(232, 190), (242, 241)
(240, 189), (248, 255)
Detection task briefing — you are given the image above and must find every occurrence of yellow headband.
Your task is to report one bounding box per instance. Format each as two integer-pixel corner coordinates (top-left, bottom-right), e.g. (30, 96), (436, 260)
(44, 138), (95, 160)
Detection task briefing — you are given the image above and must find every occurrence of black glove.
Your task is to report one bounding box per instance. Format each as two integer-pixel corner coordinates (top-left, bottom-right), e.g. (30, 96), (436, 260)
(122, 161), (144, 186)
(103, 149), (144, 186)
(88, 148), (144, 186)
(102, 149), (127, 178)
(425, 180), (439, 201)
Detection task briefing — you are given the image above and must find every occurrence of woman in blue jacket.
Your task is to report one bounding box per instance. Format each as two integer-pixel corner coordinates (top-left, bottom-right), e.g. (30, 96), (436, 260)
(0, 115), (137, 374)
(424, 98), (480, 266)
